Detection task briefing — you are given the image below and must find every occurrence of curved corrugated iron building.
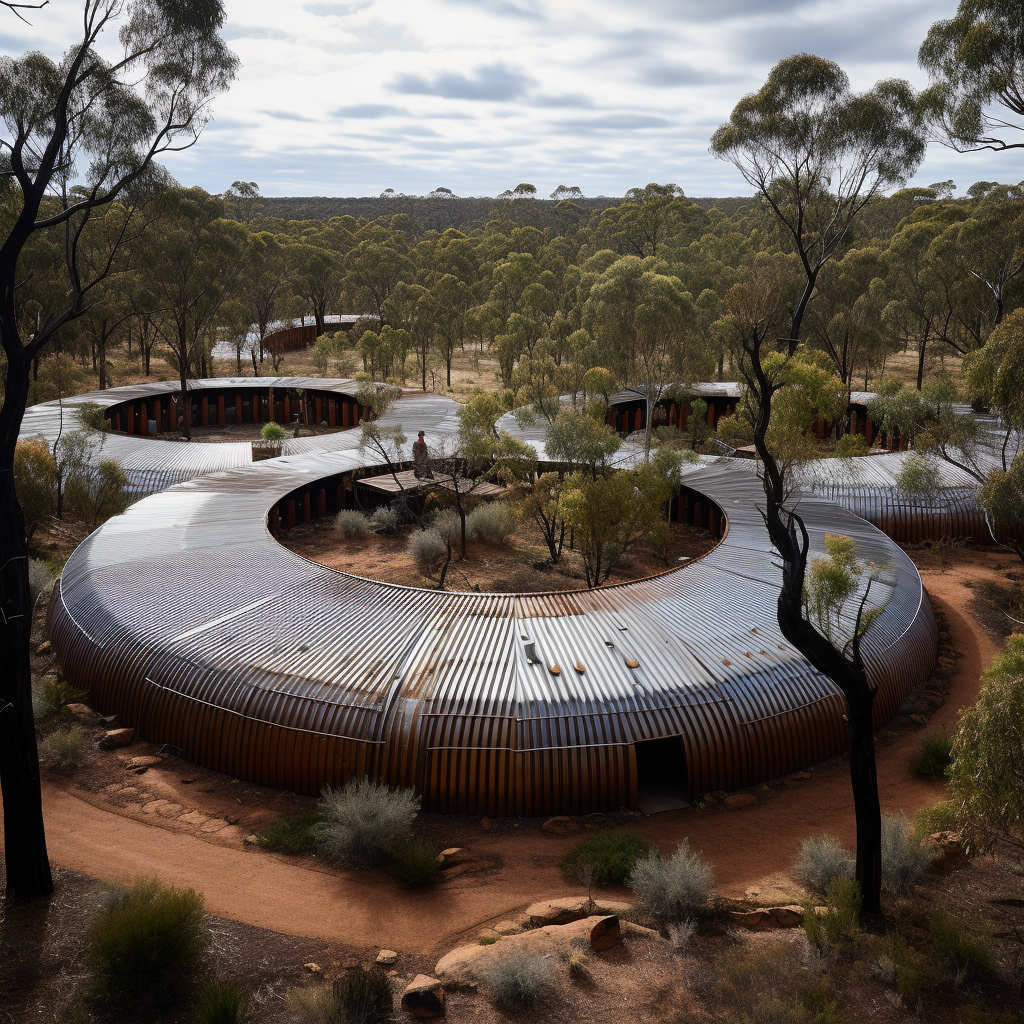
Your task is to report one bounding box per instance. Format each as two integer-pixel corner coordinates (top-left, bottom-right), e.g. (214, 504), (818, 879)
(46, 386), (938, 814)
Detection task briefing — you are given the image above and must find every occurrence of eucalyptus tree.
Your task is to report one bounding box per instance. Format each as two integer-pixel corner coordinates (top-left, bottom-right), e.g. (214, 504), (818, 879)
(710, 54), (925, 350)
(0, 0), (237, 899)
(288, 242), (342, 337)
(144, 189), (245, 437)
(711, 54), (927, 917)
(919, 0), (1024, 153)
(585, 256), (701, 456)
(243, 231), (286, 363)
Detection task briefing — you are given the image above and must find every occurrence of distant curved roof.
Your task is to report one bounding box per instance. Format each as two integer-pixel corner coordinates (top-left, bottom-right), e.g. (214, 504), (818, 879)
(48, 386), (937, 815)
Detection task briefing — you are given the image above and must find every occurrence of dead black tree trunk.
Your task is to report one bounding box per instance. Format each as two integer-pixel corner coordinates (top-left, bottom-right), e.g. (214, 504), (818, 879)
(0, 349), (54, 900)
(747, 326), (883, 917)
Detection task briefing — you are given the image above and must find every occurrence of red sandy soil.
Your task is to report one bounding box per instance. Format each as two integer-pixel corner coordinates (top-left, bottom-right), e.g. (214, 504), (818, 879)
(16, 547), (1006, 960)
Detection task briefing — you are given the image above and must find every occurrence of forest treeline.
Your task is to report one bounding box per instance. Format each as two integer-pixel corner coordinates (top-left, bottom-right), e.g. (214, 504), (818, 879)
(4, 175), (1022, 424)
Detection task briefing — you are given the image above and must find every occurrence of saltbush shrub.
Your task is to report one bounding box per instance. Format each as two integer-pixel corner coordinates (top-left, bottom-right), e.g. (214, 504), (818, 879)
(910, 731), (953, 781)
(38, 727), (86, 773)
(286, 985), (339, 1024)
(28, 558), (54, 605)
(334, 510), (372, 539)
(315, 778), (419, 868)
(560, 830), (656, 885)
(477, 948), (555, 1009)
(467, 502), (516, 544)
(196, 980), (251, 1024)
(912, 800), (957, 839)
(258, 812), (323, 855)
(390, 839), (443, 887)
(408, 529), (447, 571)
(627, 840), (713, 922)
(881, 812), (933, 895)
(86, 879), (209, 1006)
(260, 422), (286, 441)
(794, 834), (854, 894)
(368, 506), (398, 534)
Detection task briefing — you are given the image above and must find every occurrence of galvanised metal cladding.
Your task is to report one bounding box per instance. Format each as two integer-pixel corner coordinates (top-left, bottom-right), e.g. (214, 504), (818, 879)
(47, 396), (938, 814)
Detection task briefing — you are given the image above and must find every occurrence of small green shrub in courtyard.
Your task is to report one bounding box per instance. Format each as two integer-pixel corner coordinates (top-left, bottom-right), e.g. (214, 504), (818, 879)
(258, 812), (323, 855)
(560, 829), (656, 885)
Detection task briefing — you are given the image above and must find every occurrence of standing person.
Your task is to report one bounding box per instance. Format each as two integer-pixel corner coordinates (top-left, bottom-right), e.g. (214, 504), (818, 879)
(413, 430), (434, 479)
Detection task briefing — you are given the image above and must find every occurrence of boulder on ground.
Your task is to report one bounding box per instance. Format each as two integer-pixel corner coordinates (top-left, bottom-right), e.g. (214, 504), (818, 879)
(401, 975), (445, 1018)
(723, 792), (757, 810)
(588, 915), (621, 951)
(376, 949), (398, 965)
(927, 831), (968, 874)
(98, 728), (134, 750)
(522, 896), (633, 928)
(541, 815), (579, 835)
(65, 703), (101, 724)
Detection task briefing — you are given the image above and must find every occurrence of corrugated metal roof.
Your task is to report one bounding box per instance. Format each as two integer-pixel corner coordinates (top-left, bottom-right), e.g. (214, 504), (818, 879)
(47, 386), (937, 813)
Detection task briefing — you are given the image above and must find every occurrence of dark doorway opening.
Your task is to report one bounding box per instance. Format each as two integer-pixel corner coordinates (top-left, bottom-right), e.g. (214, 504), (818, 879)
(635, 737), (689, 814)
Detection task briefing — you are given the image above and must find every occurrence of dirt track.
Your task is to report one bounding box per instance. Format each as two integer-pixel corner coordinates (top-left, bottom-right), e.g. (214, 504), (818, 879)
(26, 552), (1002, 957)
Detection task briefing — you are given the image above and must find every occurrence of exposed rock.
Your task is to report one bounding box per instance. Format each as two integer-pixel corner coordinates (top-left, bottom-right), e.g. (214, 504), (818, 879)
(791, 771), (812, 780)
(730, 909), (773, 931)
(541, 815), (579, 835)
(436, 916), (622, 988)
(376, 950), (398, 965)
(492, 920), (521, 936)
(709, 790), (729, 802)
(98, 727), (134, 750)
(401, 974), (446, 1018)
(439, 847), (469, 866)
(579, 812), (607, 828)
(768, 905), (805, 927)
(522, 896), (633, 928)
(65, 703), (101, 725)
(125, 755), (162, 769)
(588, 915), (621, 951)
(303, 963), (322, 974)
(245, 834), (260, 845)
(927, 831), (968, 874)
(723, 793), (757, 810)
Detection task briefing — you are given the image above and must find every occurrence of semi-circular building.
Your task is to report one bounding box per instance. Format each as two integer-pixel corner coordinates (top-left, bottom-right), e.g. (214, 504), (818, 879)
(45, 386), (938, 815)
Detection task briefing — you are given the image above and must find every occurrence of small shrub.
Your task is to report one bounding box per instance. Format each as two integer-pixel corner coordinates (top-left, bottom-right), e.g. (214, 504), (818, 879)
(835, 433), (869, 458)
(286, 984), (342, 1024)
(258, 812), (323, 855)
(38, 727), (86, 772)
(567, 942), (591, 981)
(77, 401), (109, 432)
(391, 840), (443, 887)
(881, 812), (933, 895)
(628, 840), (713, 922)
(716, 414), (755, 449)
(479, 935), (498, 945)
(28, 558), (54, 604)
(368, 505), (398, 534)
(408, 528), (447, 571)
(430, 508), (462, 546)
(196, 980), (251, 1024)
(261, 421), (287, 441)
(560, 829), (656, 886)
(910, 731), (953, 781)
(87, 879), (209, 1006)
(477, 948), (555, 1009)
(331, 970), (393, 1024)
(467, 502), (516, 544)
(315, 778), (419, 868)
(804, 876), (861, 947)
(40, 676), (88, 716)
(794, 834), (854, 894)
(875, 932), (934, 1005)
(667, 918), (698, 950)
(334, 510), (372, 539)
(912, 800), (957, 839)
(929, 910), (997, 984)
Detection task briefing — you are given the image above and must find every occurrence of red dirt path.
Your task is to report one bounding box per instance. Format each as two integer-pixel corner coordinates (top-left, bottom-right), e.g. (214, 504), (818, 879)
(24, 550), (1002, 959)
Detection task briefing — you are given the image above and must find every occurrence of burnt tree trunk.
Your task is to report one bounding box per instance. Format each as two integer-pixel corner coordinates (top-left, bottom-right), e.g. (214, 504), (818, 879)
(748, 326), (882, 917)
(0, 349), (54, 900)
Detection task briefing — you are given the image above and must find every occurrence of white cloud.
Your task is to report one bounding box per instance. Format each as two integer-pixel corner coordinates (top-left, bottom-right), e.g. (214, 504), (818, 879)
(0, 0), (1013, 199)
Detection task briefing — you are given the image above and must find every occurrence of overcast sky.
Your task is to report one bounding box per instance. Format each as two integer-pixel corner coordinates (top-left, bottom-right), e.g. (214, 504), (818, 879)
(4, 0), (1018, 198)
